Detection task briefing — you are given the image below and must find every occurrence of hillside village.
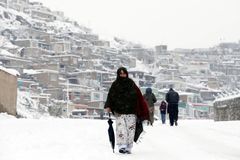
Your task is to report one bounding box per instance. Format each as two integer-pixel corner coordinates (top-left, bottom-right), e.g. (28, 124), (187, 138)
(1, 0), (240, 120)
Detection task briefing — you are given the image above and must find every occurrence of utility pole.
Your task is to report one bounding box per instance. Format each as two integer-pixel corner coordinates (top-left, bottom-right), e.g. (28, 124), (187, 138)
(6, 0), (9, 8)
(66, 79), (69, 118)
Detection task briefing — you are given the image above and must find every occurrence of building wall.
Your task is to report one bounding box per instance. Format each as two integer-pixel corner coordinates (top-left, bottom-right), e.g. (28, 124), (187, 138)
(60, 56), (78, 66)
(13, 39), (38, 48)
(52, 43), (64, 53)
(52, 42), (71, 53)
(0, 70), (17, 116)
(34, 72), (59, 88)
(0, 0), (7, 3)
(155, 45), (167, 54)
(0, 0), (7, 7)
(32, 63), (59, 71)
(92, 40), (110, 47)
(214, 97), (240, 121)
(78, 60), (94, 70)
(7, 58), (30, 69)
(26, 28), (49, 40)
(22, 47), (51, 57)
(31, 10), (56, 22)
(8, 0), (29, 12)
(11, 0), (29, 4)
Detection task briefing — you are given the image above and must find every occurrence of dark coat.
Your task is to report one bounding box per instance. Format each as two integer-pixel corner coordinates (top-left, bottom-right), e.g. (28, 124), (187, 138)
(159, 101), (167, 114)
(104, 78), (149, 121)
(143, 88), (157, 108)
(104, 78), (137, 114)
(165, 88), (179, 113)
(166, 88), (179, 104)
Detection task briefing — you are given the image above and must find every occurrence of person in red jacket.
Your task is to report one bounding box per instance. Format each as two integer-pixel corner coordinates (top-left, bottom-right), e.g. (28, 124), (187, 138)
(104, 67), (149, 154)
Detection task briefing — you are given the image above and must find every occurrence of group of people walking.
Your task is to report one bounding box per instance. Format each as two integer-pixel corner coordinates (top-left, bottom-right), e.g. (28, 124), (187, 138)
(104, 67), (180, 154)
(144, 87), (179, 126)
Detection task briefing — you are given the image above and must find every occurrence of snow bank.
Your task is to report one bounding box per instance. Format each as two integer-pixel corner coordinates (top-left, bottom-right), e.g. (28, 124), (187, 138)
(0, 113), (16, 119)
(0, 66), (20, 76)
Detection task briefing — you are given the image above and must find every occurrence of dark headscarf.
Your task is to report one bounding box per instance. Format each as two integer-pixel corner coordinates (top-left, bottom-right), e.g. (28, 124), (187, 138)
(145, 88), (152, 94)
(116, 67), (128, 80)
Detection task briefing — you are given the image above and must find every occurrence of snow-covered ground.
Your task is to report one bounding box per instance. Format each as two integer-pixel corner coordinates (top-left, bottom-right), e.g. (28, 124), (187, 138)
(0, 115), (240, 160)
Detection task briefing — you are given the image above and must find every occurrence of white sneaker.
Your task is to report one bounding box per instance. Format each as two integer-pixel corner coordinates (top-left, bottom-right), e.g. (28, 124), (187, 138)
(118, 144), (127, 150)
(126, 144), (133, 154)
(118, 144), (127, 153)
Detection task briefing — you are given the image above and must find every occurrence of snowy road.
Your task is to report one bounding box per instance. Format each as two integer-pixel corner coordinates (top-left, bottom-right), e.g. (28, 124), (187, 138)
(0, 117), (240, 160)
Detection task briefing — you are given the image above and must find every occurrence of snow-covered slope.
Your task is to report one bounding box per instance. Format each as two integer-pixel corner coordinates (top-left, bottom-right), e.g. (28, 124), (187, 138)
(0, 5), (88, 35)
(17, 90), (50, 118)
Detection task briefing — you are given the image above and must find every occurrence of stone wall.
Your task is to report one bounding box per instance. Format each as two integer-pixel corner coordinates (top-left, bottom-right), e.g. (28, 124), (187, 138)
(0, 70), (17, 116)
(213, 97), (240, 121)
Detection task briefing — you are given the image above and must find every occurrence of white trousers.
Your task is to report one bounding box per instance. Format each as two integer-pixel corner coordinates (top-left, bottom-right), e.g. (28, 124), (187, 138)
(115, 114), (136, 150)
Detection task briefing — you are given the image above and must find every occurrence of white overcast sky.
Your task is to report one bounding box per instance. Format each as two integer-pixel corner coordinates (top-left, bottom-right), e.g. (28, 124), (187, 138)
(37, 0), (240, 49)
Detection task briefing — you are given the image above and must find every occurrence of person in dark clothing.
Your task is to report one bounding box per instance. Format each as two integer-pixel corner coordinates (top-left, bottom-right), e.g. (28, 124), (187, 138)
(165, 88), (179, 126)
(143, 88), (157, 125)
(159, 101), (167, 124)
(104, 67), (149, 154)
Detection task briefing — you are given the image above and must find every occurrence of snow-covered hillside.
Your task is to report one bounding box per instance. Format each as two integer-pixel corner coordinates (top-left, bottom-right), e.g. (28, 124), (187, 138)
(17, 90), (50, 118)
(0, 5), (88, 34)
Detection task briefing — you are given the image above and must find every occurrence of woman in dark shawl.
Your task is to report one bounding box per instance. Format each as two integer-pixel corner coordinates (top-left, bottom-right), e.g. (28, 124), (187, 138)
(104, 67), (149, 154)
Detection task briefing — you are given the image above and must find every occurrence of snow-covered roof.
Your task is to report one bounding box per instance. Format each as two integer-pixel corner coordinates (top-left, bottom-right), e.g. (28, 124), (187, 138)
(72, 108), (88, 112)
(178, 91), (195, 96)
(60, 83), (94, 91)
(70, 69), (114, 74)
(23, 69), (38, 75)
(200, 89), (221, 93)
(214, 94), (240, 103)
(128, 68), (145, 73)
(44, 54), (81, 58)
(128, 60), (151, 73)
(35, 69), (58, 74)
(0, 49), (17, 57)
(0, 36), (18, 49)
(0, 55), (31, 62)
(23, 69), (58, 75)
(59, 77), (66, 81)
(0, 66), (20, 76)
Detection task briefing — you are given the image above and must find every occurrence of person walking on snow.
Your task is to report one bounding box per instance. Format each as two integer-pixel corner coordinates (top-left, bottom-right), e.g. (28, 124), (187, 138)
(143, 88), (157, 125)
(165, 88), (179, 126)
(104, 67), (149, 154)
(159, 100), (167, 124)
